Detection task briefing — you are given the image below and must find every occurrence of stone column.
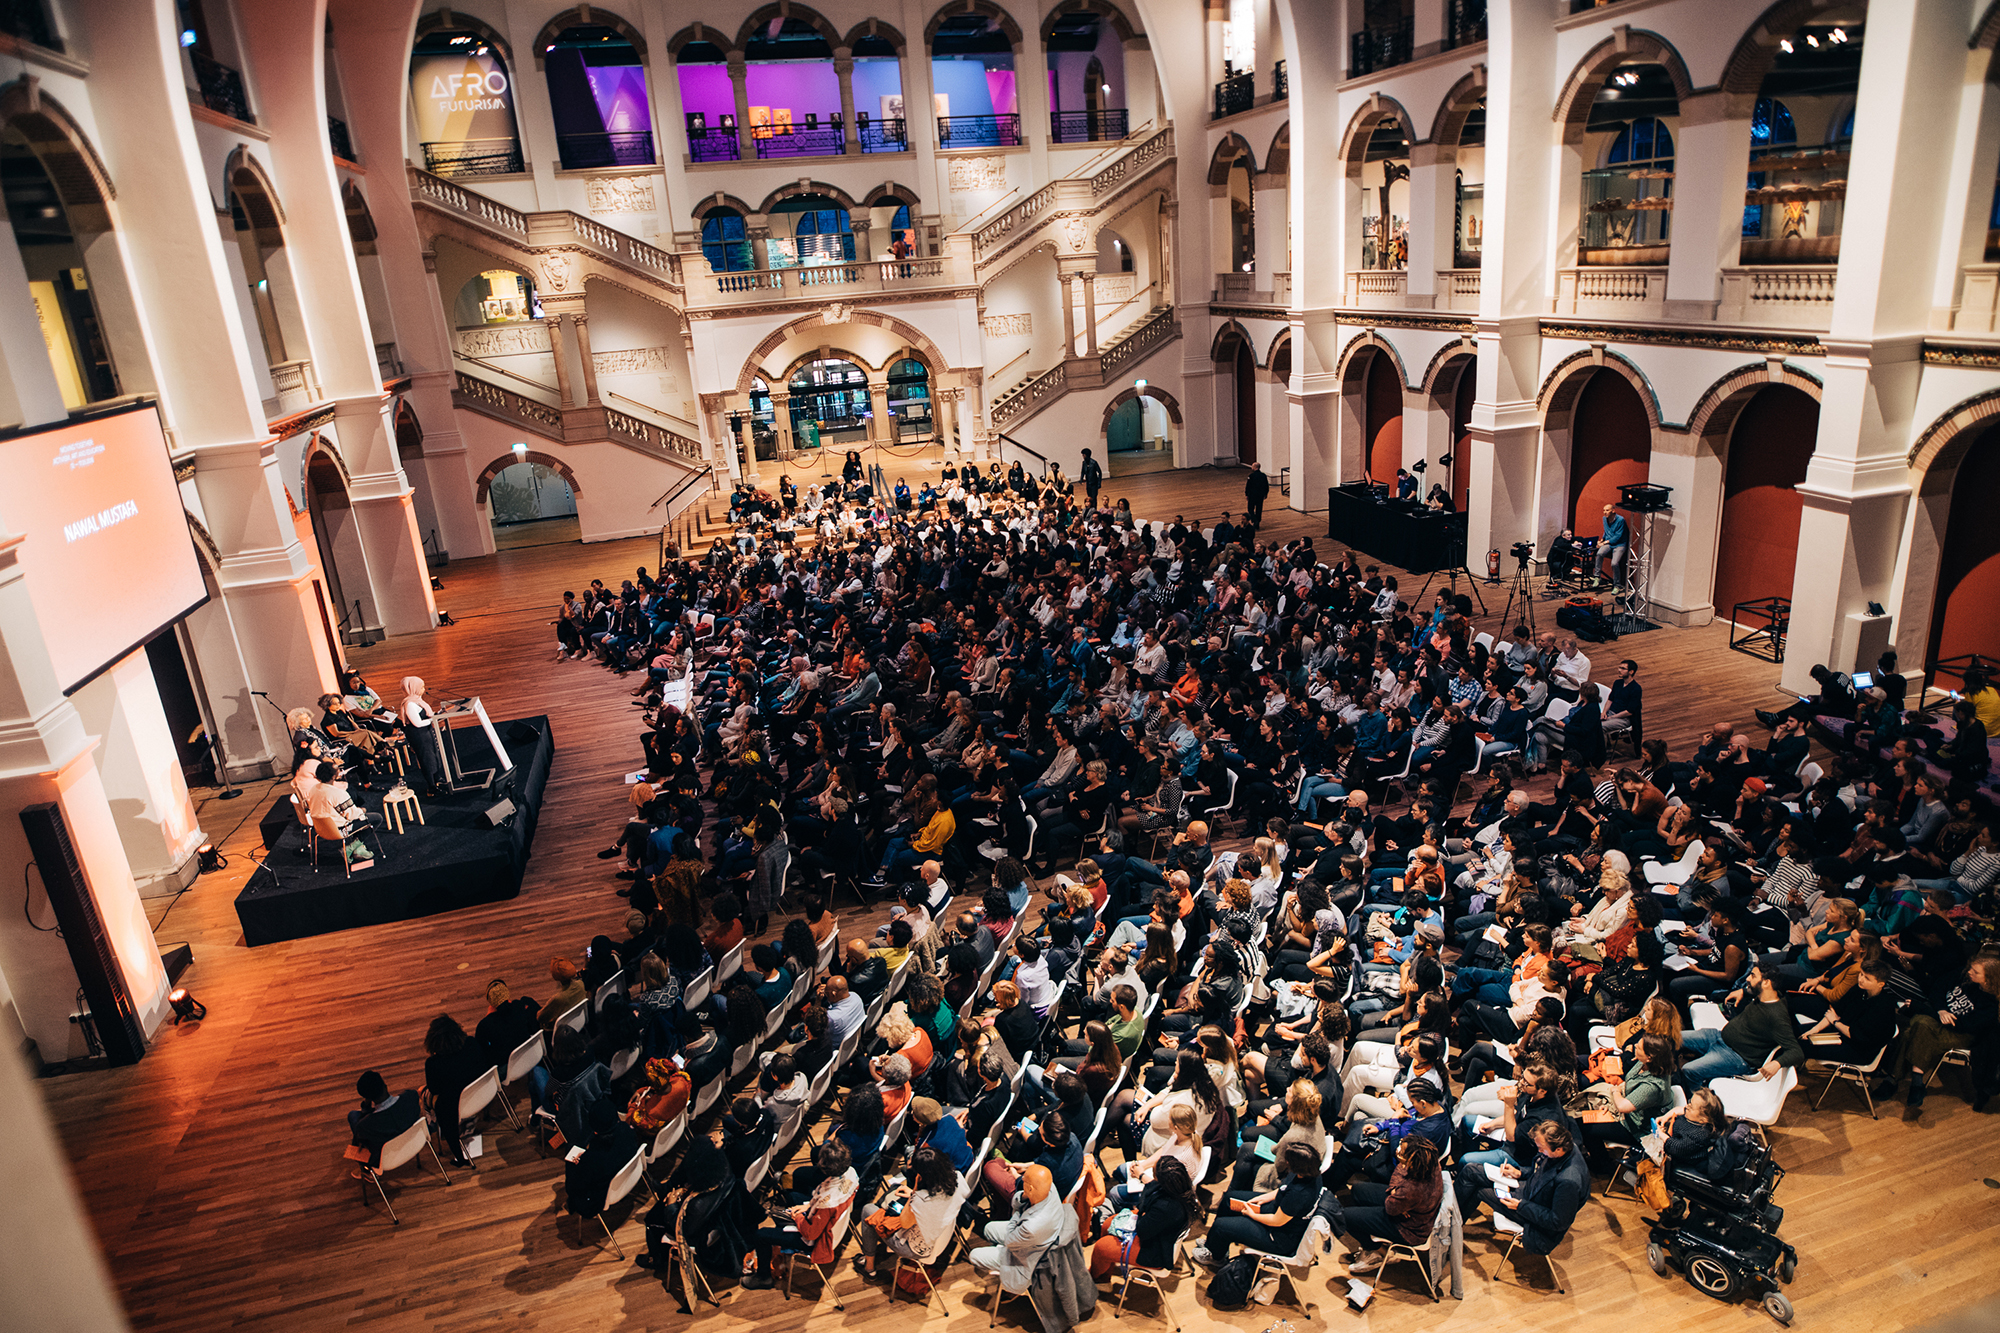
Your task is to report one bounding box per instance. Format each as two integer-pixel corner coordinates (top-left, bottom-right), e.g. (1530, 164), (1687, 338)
(1060, 275), (1079, 356)
(732, 408), (753, 483)
(1082, 274), (1100, 355)
(67, 649), (205, 897)
(1406, 142), (1457, 307)
(545, 316), (576, 407)
(937, 384), (957, 452)
(1783, 0), (1966, 690)
(729, 54), (754, 157)
(869, 376), (892, 443)
(766, 390), (788, 475)
(835, 52), (859, 155)
(0, 532), (172, 1058)
(1664, 92), (1751, 322)
(572, 314), (601, 405)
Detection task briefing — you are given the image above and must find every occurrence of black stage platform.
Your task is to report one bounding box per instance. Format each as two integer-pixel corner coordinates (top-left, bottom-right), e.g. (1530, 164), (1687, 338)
(1326, 482), (1467, 573)
(234, 716), (555, 946)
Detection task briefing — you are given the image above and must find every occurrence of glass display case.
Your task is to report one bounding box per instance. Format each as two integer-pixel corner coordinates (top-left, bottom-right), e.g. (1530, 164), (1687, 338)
(1455, 180), (1484, 267)
(1741, 145), (1847, 263)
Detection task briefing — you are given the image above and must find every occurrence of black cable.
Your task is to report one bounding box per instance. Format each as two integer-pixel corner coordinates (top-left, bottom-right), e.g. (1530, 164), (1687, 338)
(23, 861), (58, 934)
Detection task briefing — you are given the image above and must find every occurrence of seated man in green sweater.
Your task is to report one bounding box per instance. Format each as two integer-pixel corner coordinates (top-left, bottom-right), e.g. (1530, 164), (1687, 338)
(1677, 964), (1808, 1088)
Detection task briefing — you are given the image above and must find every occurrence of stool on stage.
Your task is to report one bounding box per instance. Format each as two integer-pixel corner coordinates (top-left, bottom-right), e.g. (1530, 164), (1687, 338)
(382, 785), (425, 835)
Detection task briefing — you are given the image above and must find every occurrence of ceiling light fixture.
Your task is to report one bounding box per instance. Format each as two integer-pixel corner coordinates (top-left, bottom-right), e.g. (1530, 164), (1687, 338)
(1779, 38), (1794, 53)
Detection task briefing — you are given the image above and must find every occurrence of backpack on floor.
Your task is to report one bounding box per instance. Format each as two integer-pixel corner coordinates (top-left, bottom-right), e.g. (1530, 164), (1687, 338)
(1207, 1255), (1260, 1307)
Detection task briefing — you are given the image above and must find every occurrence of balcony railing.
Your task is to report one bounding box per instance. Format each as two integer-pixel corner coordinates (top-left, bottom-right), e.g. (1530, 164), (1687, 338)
(189, 50), (253, 124)
(1345, 269), (1409, 309)
(938, 114), (1023, 148)
(1445, 0), (1488, 50)
(1349, 18), (1414, 77)
(558, 131), (655, 170)
(1, 0), (62, 51)
(420, 139), (525, 179)
(689, 255), (962, 308)
(1717, 265), (1838, 331)
(1272, 60), (1287, 101)
(1051, 109), (1129, 144)
(327, 115), (356, 163)
(1213, 71), (1254, 120)
(859, 117), (908, 153)
(687, 126), (740, 163)
(1436, 268), (1481, 312)
(754, 124), (846, 159)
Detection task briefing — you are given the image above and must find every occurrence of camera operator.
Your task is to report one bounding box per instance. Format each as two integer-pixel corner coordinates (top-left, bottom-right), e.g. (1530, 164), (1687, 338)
(1546, 529), (1579, 584)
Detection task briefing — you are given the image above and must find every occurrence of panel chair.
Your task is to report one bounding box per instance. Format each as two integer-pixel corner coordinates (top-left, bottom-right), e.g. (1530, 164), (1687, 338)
(552, 998), (589, 1040)
(1239, 1197), (1335, 1311)
(1492, 1213), (1566, 1294)
(715, 939), (746, 987)
(355, 1117), (451, 1225)
(643, 1110), (689, 1189)
(442, 1067), (502, 1157)
(1111, 1235), (1188, 1330)
(780, 1196), (854, 1310)
(592, 970), (625, 1015)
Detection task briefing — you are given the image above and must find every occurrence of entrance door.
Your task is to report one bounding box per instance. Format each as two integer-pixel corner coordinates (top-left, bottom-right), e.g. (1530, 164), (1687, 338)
(1234, 341), (1257, 464)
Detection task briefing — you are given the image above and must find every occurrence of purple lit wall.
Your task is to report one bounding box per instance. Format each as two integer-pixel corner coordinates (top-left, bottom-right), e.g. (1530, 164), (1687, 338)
(852, 57), (904, 119)
(1047, 30), (1124, 114)
(586, 65), (650, 132)
(745, 60), (841, 125)
(931, 57), (1016, 116)
(676, 63), (733, 124)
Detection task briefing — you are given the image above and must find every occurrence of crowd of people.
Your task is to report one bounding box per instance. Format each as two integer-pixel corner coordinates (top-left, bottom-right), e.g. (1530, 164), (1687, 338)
(348, 456), (1999, 1318)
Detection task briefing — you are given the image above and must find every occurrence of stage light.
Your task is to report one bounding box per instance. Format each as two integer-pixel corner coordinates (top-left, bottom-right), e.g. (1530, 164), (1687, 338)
(1410, 460), (1427, 473)
(1805, 33), (1819, 47)
(169, 989), (207, 1024)
(1831, 28), (1846, 43)
(1438, 452), (1454, 467)
(512, 441), (528, 456)
(198, 843), (222, 873)
(1780, 38), (1794, 53)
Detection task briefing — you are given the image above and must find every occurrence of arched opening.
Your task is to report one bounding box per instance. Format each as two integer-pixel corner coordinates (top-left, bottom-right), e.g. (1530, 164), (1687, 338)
(852, 33), (907, 152)
(1579, 65), (1680, 264)
(768, 193), (853, 266)
(341, 182), (396, 361)
(1454, 100), (1486, 269)
(1104, 386), (1178, 475)
(1359, 118), (1410, 271)
(410, 26), (524, 177)
(786, 355), (870, 449)
(304, 450), (377, 636)
(487, 457), (579, 546)
(744, 17), (841, 157)
(1364, 350), (1403, 484)
(931, 13), (1020, 146)
(1566, 370), (1650, 536)
(1, 130), (118, 406)
(1741, 18), (1862, 264)
(1227, 156), (1254, 272)
(675, 39), (738, 161)
(545, 23), (655, 168)
(393, 400), (443, 557)
(1233, 339), (1257, 465)
(226, 161), (314, 412)
(1047, 11), (1125, 141)
(457, 267), (540, 325)
(1927, 424), (2000, 678)
(1711, 384), (1818, 620)
(1448, 357), (1476, 511)
(887, 357), (932, 440)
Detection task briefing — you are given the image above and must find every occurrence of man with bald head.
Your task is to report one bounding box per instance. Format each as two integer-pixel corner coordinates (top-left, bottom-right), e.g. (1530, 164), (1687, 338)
(969, 1162), (1077, 1293)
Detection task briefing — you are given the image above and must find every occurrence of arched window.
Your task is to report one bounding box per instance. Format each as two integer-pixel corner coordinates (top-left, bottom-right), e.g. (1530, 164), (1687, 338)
(410, 28), (524, 177)
(786, 357), (869, 448)
(701, 208), (752, 272)
(770, 195), (853, 265)
(852, 33), (908, 152)
(1742, 97), (1797, 239)
(745, 18), (842, 158)
(1047, 12), (1125, 141)
(931, 14), (1020, 147)
(545, 24), (654, 168)
(887, 357), (930, 438)
(676, 40), (737, 161)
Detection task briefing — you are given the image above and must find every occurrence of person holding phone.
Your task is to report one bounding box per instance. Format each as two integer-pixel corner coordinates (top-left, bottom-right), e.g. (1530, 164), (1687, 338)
(1193, 1141), (1323, 1267)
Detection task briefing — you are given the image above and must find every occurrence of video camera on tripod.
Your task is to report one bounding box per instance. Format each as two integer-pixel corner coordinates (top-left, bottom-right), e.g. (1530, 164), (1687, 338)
(1509, 540), (1535, 564)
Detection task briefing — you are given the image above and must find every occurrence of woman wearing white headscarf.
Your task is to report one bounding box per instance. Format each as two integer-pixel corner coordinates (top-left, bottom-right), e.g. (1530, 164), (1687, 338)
(399, 676), (445, 794)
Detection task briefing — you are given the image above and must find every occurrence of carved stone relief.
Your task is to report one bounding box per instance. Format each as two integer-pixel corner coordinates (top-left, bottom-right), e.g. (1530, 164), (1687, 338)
(948, 156), (1008, 193)
(981, 313), (1032, 337)
(458, 323), (552, 357)
(586, 177), (655, 216)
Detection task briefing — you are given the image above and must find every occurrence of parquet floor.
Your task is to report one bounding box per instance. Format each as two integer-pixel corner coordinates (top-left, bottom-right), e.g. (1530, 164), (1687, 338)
(37, 460), (2000, 1333)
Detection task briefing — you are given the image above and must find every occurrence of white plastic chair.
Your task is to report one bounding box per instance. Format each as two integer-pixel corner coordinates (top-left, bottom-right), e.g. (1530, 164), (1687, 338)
(781, 1197), (853, 1310)
(817, 930), (839, 975)
(1812, 1026), (1897, 1118)
(1644, 840), (1705, 890)
(587, 1147), (649, 1258)
(1240, 1196), (1334, 1311)
(448, 1066), (501, 1149)
(1474, 631), (1495, 652)
(608, 1043), (644, 1082)
(593, 970), (625, 1014)
(644, 1110), (688, 1186)
(356, 1117), (451, 1224)
(553, 999), (589, 1038)
(1711, 1057), (1800, 1128)
(500, 1031), (546, 1129)
(716, 939), (746, 987)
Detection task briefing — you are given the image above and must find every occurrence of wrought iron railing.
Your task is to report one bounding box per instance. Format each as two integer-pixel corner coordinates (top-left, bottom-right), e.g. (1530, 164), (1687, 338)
(938, 114), (1023, 148)
(687, 126), (740, 163)
(558, 131), (655, 170)
(189, 50), (253, 123)
(0, 0), (61, 50)
(327, 115), (356, 162)
(1213, 72), (1254, 120)
(1445, 0), (1488, 50)
(859, 118), (908, 153)
(1349, 18), (1414, 77)
(421, 139), (525, 178)
(754, 124), (846, 159)
(1051, 109), (1128, 144)
(1272, 60), (1287, 101)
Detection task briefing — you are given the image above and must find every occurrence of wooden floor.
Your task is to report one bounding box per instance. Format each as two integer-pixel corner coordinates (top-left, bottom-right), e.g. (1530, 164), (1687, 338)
(38, 462), (2000, 1333)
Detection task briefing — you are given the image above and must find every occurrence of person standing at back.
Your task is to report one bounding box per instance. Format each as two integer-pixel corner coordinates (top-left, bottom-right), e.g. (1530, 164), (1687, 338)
(1081, 448), (1103, 510)
(1244, 462), (1270, 526)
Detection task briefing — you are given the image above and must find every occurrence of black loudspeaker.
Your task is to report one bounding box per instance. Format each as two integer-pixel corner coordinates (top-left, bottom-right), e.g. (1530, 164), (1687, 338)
(478, 798), (517, 828)
(504, 720), (540, 746)
(1555, 603), (1621, 642)
(20, 803), (147, 1065)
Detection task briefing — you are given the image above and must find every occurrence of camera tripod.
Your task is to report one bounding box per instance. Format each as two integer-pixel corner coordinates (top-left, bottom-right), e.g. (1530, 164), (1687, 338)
(1417, 560), (1487, 614)
(1498, 557), (1539, 635)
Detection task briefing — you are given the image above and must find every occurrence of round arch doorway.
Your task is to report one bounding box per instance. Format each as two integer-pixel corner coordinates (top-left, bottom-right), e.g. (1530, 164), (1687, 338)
(1926, 422), (2000, 681)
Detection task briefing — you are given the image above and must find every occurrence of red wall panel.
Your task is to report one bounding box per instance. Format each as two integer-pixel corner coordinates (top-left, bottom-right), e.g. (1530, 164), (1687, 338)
(1366, 352), (1403, 484)
(1713, 385), (1818, 618)
(1930, 429), (2000, 671)
(1567, 370), (1650, 536)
